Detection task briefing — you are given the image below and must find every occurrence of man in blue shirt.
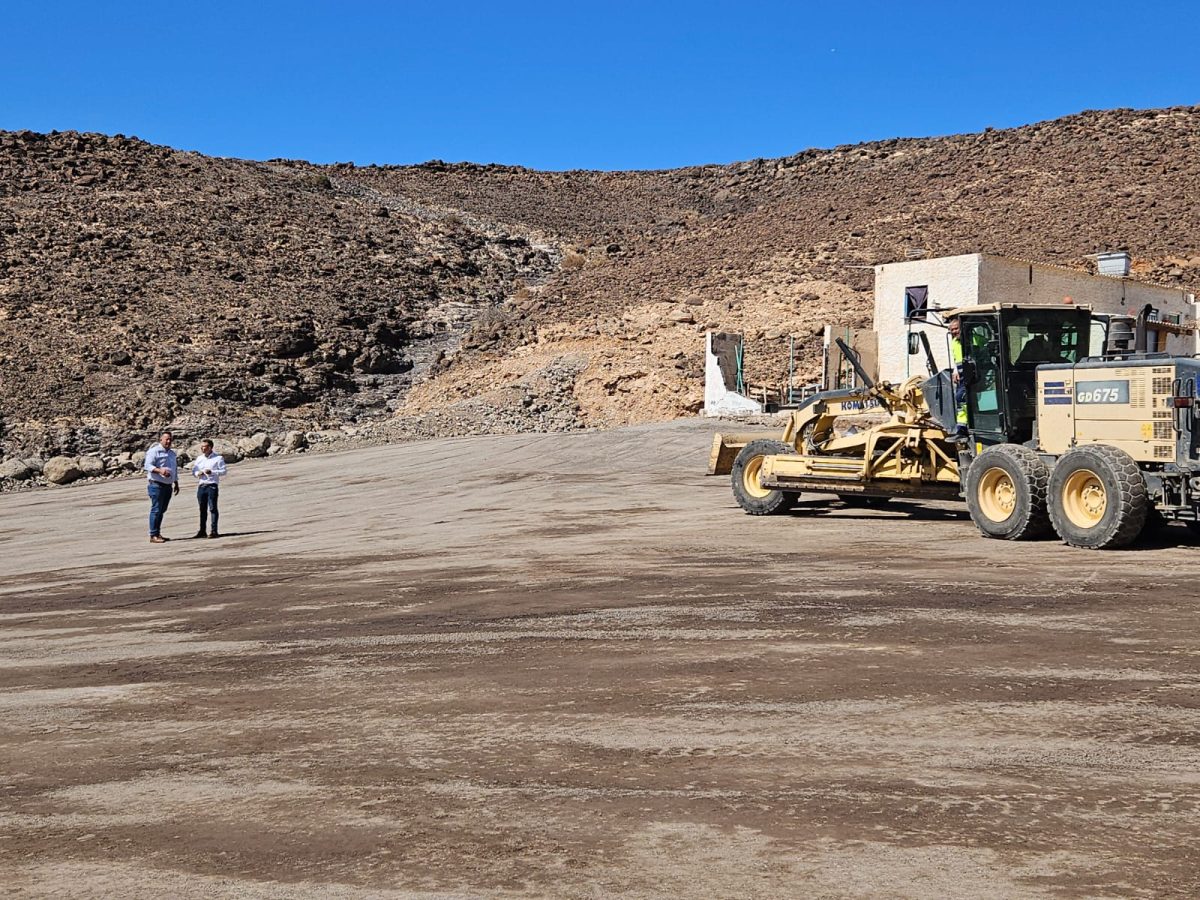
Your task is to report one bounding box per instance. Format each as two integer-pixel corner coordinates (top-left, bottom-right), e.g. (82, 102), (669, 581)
(143, 431), (180, 543)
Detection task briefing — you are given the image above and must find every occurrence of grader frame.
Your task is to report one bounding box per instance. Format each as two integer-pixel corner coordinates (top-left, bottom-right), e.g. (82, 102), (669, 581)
(709, 336), (961, 503)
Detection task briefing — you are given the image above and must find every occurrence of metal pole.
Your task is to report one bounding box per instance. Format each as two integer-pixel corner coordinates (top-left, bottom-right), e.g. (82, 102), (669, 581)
(788, 336), (794, 403)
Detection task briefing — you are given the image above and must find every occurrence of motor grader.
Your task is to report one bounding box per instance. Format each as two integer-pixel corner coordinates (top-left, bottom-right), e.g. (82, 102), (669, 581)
(710, 303), (1200, 549)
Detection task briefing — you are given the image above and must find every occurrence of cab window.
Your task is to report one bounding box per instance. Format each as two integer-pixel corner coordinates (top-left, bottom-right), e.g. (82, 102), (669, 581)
(1007, 312), (1085, 366)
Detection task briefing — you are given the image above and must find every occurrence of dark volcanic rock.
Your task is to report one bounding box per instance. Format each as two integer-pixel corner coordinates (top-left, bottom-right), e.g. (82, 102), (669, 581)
(0, 130), (556, 458)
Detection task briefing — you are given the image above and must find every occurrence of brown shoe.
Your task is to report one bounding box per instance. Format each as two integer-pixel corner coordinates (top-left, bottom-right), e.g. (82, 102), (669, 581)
(149, 535), (168, 544)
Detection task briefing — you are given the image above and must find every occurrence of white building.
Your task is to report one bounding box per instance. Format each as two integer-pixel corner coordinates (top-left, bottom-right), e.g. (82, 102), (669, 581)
(871, 253), (1197, 384)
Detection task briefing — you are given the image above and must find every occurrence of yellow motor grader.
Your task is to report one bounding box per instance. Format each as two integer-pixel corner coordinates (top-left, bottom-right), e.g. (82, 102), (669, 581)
(711, 303), (1200, 549)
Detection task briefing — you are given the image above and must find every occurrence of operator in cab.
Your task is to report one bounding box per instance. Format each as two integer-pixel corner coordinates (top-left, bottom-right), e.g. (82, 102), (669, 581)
(948, 315), (968, 431)
(1016, 327), (1066, 365)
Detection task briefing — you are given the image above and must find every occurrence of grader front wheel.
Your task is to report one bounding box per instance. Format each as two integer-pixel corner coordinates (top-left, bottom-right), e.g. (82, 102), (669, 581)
(730, 440), (799, 516)
(741, 455), (771, 500)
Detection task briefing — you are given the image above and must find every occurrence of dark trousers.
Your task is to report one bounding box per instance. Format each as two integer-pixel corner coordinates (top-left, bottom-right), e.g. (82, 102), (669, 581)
(198, 484), (219, 535)
(148, 482), (172, 536)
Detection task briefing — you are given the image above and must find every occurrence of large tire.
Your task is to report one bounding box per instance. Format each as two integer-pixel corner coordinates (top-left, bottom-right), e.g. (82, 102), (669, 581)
(731, 439), (798, 515)
(965, 444), (1051, 540)
(1048, 445), (1149, 549)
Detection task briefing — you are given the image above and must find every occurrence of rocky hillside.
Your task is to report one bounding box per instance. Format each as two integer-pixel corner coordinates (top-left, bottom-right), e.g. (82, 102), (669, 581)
(3, 106), (1200, 477)
(355, 105), (1200, 428)
(0, 131), (556, 461)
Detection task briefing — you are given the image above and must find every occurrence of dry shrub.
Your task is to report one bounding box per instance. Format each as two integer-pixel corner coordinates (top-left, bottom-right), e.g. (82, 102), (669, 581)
(561, 251), (586, 271)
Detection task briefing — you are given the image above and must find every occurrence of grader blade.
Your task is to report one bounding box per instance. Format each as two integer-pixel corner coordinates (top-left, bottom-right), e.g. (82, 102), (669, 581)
(707, 431), (783, 475)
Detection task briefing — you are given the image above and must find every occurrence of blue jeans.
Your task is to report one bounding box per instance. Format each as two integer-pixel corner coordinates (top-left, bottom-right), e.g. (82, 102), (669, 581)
(148, 482), (173, 536)
(198, 484), (219, 535)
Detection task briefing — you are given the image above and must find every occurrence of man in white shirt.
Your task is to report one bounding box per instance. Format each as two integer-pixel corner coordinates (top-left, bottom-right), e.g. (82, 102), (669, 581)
(191, 439), (228, 539)
(143, 431), (179, 544)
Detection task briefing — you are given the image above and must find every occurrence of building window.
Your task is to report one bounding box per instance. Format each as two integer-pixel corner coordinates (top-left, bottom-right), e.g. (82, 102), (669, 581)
(904, 285), (929, 320)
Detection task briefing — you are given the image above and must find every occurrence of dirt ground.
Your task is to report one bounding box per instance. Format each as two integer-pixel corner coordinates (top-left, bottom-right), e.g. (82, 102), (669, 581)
(3, 419), (1200, 898)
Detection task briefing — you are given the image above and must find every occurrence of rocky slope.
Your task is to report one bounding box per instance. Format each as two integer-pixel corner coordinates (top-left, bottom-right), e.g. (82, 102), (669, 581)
(0, 132), (556, 463)
(3, 106), (1200, 482)
(355, 105), (1200, 428)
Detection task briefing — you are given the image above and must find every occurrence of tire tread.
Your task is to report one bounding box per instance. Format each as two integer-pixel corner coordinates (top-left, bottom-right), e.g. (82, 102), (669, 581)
(731, 439), (798, 516)
(1048, 444), (1148, 549)
(965, 444), (1052, 540)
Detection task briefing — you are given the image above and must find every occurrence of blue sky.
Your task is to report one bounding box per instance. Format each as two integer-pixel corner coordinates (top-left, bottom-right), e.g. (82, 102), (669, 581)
(2, 1), (1197, 170)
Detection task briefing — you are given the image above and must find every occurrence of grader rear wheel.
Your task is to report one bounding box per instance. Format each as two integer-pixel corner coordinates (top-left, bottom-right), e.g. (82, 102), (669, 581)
(977, 467), (1019, 522)
(965, 444), (1051, 540)
(1061, 469), (1108, 530)
(1048, 445), (1148, 549)
(730, 439), (799, 516)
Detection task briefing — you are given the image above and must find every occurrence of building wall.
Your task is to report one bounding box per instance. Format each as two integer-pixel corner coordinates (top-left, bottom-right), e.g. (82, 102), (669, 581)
(979, 254), (1196, 357)
(873, 254), (1198, 383)
(873, 254), (982, 384)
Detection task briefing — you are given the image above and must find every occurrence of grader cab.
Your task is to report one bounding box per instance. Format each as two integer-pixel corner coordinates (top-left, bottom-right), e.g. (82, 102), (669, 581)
(713, 304), (1200, 549)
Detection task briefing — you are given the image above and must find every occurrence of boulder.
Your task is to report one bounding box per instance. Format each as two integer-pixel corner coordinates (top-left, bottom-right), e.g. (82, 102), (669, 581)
(278, 430), (308, 451)
(237, 432), (271, 458)
(210, 440), (243, 464)
(77, 455), (106, 478)
(23, 458), (44, 474)
(0, 459), (35, 481)
(44, 456), (83, 485)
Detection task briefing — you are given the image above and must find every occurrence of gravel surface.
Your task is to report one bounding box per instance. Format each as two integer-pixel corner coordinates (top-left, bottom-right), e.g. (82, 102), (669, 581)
(3, 420), (1200, 896)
